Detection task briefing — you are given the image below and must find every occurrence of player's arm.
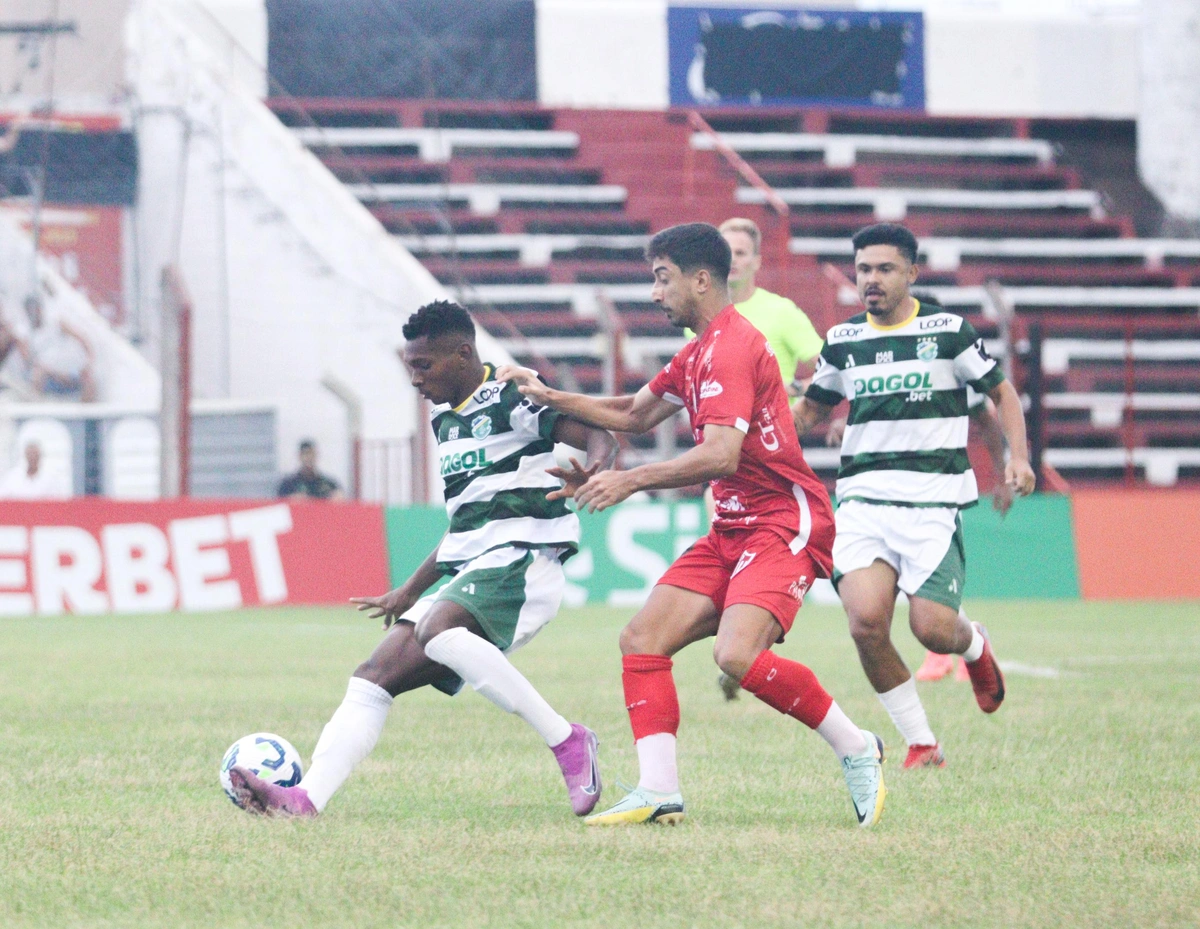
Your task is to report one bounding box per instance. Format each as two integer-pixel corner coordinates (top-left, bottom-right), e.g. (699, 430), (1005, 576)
(351, 536), (446, 629)
(792, 395), (835, 437)
(496, 365), (678, 434)
(969, 399), (1014, 516)
(546, 417), (620, 500)
(986, 379), (1036, 496)
(572, 423), (744, 513)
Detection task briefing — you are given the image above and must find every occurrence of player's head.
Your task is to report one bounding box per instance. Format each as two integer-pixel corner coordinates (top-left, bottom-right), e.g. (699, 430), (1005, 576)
(646, 222), (731, 328)
(851, 223), (919, 317)
(400, 300), (481, 405)
(298, 439), (317, 471)
(718, 217), (762, 292)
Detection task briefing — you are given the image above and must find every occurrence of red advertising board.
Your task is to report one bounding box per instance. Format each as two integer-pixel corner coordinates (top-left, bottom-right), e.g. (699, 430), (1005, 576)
(0, 499), (389, 615)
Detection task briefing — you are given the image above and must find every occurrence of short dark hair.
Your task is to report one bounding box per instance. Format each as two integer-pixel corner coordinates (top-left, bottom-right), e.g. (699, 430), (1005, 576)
(298, 439), (315, 452)
(646, 223), (731, 282)
(402, 300), (476, 342)
(851, 223), (919, 265)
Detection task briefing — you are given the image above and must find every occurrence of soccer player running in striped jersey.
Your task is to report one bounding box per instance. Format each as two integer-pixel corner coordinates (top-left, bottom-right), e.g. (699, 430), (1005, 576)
(499, 223), (887, 829)
(823, 295), (1018, 685)
(228, 301), (618, 817)
(793, 224), (1036, 769)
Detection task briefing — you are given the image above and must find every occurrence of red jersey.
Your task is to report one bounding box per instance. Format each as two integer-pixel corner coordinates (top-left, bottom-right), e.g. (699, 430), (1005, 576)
(648, 304), (834, 572)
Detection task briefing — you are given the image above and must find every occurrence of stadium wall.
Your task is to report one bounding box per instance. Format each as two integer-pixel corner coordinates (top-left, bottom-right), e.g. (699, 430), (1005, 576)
(0, 490), (1196, 615)
(536, 1), (1139, 118)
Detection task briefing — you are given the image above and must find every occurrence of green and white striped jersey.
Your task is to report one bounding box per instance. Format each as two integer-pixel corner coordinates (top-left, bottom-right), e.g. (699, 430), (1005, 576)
(806, 301), (1005, 508)
(431, 366), (578, 571)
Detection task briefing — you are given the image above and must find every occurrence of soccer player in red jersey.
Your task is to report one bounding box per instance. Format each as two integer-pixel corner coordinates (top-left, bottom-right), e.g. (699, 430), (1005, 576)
(498, 223), (886, 828)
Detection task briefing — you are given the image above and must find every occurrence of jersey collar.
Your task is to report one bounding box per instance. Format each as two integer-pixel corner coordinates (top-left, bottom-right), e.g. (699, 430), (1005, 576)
(452, 364), (493, 413)
(866, 299), (920, 332)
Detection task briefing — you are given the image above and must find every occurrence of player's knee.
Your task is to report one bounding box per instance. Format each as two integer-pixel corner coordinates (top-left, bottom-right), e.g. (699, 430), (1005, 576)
(847, 610), (890, 648)
(617, 622), (644, 655)
(712, 638), (755, 681)
(909, 607), (960, 651)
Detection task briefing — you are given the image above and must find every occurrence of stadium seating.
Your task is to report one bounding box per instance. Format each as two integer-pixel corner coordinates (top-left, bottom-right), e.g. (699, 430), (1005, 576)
(272, 99), (1200, 486)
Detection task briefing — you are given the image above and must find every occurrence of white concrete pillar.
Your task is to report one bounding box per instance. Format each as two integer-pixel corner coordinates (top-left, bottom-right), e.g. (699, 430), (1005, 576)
(1139, 0), (1200, 224)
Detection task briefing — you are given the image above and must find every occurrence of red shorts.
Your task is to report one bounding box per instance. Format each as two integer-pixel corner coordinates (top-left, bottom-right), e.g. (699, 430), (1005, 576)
(656, 527), (820, 634)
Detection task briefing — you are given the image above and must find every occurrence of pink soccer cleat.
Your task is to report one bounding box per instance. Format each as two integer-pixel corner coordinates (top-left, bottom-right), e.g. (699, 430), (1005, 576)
(551, 723), (602, 816)
(903, 743), (947, 769)
(228, 765), (318, 817)
(915, 651), (955, 682)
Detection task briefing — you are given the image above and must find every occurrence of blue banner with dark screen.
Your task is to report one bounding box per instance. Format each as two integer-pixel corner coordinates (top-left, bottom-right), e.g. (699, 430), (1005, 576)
(668, 7), (924, 110)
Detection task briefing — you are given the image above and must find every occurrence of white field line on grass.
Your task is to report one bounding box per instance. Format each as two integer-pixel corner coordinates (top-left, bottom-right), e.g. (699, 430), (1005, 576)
(998, 661), (1070, 679)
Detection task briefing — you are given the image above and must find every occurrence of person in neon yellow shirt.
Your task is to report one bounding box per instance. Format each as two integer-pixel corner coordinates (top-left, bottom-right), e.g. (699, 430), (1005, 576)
(720, 217), (824, 395)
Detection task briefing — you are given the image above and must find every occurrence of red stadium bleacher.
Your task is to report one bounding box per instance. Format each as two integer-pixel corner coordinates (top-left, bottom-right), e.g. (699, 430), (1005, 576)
(269, 98), (1200, 486)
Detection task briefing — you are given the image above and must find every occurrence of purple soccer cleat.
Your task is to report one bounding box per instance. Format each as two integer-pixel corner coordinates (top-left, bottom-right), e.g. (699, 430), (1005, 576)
(551, 723), (602, 816)
(228, 765), (318, 818)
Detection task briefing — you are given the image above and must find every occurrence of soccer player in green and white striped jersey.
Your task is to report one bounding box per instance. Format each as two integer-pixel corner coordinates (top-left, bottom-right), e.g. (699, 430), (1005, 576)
(228, 301), (618, 818)
(793, 224), (1035, 769)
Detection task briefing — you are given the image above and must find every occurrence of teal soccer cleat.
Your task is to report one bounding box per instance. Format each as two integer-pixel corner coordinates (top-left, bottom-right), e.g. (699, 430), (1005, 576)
(842, 730), (887, 828)
(584, 785), (685, 826)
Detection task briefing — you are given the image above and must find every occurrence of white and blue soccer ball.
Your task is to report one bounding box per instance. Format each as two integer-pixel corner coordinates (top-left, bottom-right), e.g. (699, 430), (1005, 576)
(219, 732), (303, 806)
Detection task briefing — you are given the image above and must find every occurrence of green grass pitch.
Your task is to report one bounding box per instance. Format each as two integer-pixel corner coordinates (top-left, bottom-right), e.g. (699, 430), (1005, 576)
(1, 600), (1197, 928)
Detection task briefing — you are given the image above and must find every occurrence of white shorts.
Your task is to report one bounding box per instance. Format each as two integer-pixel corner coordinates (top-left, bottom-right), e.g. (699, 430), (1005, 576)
(832, 500), (965, 606)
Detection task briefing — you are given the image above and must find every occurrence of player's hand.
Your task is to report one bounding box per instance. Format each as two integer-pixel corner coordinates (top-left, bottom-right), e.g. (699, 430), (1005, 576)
(1006, 458), (1036, 497)
(825, 416), (847, 447)
(992, 480), (1015, 517)
(495, 364), (554, 406)
(573, 468), (637, 513)
(351, 585), (419, 630)
(545, 456), (600, 501)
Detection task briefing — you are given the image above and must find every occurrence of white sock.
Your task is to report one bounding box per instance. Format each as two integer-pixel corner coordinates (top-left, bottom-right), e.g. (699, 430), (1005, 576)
(635, 732), (679, 794)
(424, 627), (572, 747)
(961, 619), (985, 663)
(815, 701), (869, 760)
(878, 676), (938, 747)
(299, 676), (393, 812)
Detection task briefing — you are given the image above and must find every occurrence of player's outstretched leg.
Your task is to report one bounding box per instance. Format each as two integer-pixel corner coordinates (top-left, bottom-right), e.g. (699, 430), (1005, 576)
(737, 646), (886, 828)
(962, 621), (1005, 713)
(585, 654), (685, 826)
(420, 623), (602, 816)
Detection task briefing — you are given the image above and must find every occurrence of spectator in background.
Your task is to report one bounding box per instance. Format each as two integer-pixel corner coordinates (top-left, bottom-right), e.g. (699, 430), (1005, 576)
(278, 439), (343, 500)
(23, 294), (97, 402)
(0, 440), (70, 499)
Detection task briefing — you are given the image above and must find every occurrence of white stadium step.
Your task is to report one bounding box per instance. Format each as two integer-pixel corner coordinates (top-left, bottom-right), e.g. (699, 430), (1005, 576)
(394, 233), (650, 266)
(292, 126), (579, 161)
(347, 183), (627, 216)
(1042, 339), (1200, 375)
(691, 132), (1056, 167)
(1044, 447), (1200, 486)
(790, 236), (1200, 271)
(849, 286), (1200, 311)
(738, 186), (1103, 220)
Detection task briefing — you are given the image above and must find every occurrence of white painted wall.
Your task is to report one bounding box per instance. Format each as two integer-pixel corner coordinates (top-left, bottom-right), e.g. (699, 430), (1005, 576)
(924, 14), (1138, 117)
(535, 0), (1141, 118)
(537, 0), (670, 109)
(1138, 0), (1200, 222)
(126, 0), (511, 498)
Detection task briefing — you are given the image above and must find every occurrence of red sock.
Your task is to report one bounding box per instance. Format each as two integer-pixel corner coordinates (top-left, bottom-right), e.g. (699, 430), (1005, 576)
(740, 650), (833, 729)
(622, 654), (680, 741)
